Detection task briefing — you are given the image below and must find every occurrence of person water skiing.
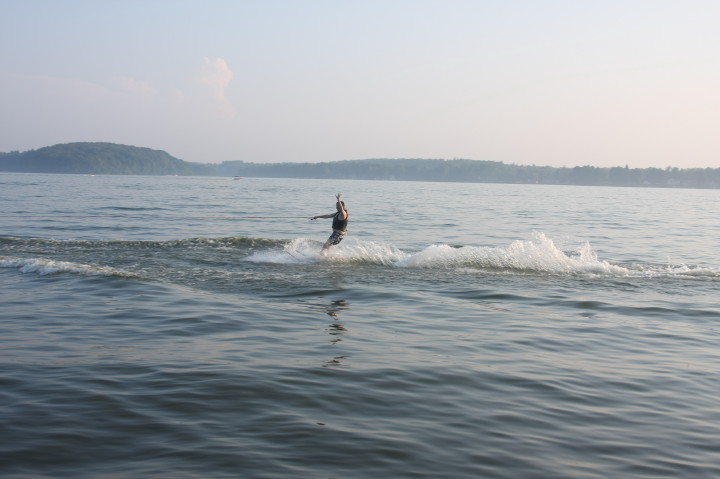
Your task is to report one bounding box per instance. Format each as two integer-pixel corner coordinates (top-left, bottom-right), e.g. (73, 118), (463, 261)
(311, 193), (348, 253)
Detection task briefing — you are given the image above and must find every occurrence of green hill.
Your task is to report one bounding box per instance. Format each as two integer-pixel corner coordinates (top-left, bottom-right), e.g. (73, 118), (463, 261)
(0, 142), (212, 175)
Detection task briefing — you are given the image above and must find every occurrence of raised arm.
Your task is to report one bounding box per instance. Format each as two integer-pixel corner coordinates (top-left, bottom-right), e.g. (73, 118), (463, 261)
(335, 193), (347, 219)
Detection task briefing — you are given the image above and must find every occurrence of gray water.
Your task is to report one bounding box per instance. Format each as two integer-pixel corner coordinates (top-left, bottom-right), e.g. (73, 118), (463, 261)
(1, 173), (719, 478)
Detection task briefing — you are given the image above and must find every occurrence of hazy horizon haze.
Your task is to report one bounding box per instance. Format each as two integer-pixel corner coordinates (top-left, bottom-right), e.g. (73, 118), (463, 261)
(2, 0), (719, 168)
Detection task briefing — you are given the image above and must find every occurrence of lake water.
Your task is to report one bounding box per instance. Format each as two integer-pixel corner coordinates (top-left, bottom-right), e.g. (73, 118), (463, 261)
(1, 173), (719, 478)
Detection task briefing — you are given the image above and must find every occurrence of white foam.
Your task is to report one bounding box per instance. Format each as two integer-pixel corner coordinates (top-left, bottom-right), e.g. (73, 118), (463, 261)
(626, 260), (720, 279)
(245, 237), (407, 265)
(246, 238), (321, 264)
(397, 232), (628, 275)
(322, 238), (407, 265)
(243, 233), (719, 279)
(0, 256), (133, 277)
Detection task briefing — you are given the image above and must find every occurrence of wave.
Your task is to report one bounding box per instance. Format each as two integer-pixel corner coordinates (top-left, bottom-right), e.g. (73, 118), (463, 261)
(246, 238), (406, 265)
(396, 235), (623, 274)
(0, 235), (283, 250)
(1, 233), (718, 280)
(252, 233), (720, 280)
(0, 255), (139, 278)
(401, 235), (718, 279)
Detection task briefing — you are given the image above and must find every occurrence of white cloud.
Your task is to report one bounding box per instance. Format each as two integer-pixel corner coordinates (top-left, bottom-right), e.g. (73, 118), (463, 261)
(199, 57), (233, 99)
(0, 58), (239, 159)
(198, 57), (234, 107)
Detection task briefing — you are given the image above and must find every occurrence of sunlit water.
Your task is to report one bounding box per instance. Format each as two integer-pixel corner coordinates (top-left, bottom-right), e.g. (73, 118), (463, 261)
(2, 173), (719, 478)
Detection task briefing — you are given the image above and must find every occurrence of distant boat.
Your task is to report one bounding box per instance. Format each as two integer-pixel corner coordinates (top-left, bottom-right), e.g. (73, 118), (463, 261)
(233, 176), (243, 180)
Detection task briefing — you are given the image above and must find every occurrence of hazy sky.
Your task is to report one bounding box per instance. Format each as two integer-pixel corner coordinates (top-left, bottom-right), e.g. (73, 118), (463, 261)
(2, 0), (719, 168)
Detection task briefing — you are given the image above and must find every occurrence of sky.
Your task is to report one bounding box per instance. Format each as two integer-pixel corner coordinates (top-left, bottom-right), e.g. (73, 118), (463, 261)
(1, 0), (719, 168)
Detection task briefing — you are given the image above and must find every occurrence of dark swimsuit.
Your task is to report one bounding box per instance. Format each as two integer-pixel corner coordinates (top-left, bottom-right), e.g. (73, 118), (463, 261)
(331, 211), (348, 232)
(326, 211), (348, 246)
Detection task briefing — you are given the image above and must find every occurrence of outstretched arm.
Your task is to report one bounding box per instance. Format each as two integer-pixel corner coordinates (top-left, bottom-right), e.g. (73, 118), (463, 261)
(311, 213), (334, 220)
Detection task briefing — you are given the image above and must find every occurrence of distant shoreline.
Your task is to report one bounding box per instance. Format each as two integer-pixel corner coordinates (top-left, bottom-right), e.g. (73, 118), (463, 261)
(2, 142), (718, 189)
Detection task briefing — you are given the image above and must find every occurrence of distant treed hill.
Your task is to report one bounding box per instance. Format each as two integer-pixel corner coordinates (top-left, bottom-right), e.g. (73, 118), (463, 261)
(1, 142), (719, 188)
(219, 158), (720, 188)
(216, 158), (505, 183)
(0, 142), (213, 176)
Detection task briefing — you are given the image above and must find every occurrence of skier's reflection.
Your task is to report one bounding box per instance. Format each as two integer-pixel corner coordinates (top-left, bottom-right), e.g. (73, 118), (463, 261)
(323, 299), (350, 367)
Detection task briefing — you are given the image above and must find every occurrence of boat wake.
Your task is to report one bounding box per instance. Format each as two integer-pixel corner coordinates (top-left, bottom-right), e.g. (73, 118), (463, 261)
(0, 255), (139, 278)
(244, 232), (720, 279)
(1, 232), (718, 280)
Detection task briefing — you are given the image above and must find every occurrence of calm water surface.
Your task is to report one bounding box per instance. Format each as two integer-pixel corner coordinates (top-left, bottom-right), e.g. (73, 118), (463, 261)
(1, 173), (719, 478)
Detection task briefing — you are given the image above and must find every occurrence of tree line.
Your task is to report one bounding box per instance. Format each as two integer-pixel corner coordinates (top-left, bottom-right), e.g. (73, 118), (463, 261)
(218, 158), (720, 188)
(2, 142), (719, 188)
